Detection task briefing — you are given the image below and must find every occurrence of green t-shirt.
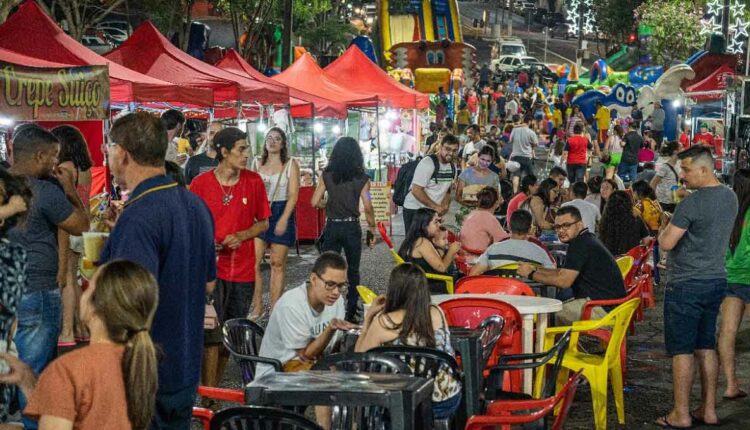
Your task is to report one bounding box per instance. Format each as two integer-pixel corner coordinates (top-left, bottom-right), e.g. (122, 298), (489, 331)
(726, 209), (750, 285)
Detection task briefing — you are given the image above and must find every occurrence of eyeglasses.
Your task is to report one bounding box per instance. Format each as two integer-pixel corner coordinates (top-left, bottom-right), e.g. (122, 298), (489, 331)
(315, 273), (348, 291)
(553, 221), (578, 232)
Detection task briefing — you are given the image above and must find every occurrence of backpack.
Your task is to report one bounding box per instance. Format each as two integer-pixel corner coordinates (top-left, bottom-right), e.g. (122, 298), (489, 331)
(392, 155), (456, 207)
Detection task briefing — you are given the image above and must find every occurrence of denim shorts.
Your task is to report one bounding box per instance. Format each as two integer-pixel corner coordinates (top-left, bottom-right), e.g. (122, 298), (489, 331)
(727, 283), (750, 302)
(663, 278), (727, 356)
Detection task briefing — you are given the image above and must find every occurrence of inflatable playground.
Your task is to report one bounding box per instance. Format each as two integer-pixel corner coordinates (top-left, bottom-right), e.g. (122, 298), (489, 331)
(378, 0), (477, 97)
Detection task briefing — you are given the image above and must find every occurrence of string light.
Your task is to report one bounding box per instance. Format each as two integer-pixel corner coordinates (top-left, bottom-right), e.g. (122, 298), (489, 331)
(565, 0), (595, 37)
(701, 0), (748, 54)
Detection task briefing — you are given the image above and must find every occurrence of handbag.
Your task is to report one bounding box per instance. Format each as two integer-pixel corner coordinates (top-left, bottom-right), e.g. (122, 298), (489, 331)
(204, 303), (219, 330)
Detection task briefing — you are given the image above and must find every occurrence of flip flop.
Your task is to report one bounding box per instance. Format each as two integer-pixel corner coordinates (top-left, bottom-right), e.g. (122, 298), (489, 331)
(654, 416), (693, 429)
(57, 340), (76, 348)
(689, 412), (720, 427)
(722, 390), (747, 400)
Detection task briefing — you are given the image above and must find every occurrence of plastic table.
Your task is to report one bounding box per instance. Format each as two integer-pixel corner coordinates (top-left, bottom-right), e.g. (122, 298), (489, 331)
(245, 370), (433, 430)
(432, 293), (563, 394)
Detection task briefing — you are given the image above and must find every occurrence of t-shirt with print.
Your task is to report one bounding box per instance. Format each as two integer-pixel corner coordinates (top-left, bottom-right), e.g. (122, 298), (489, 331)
(8, 177), (73, 292)
(257, 283), (345, 377)
(561, 199), (600, 233)
(184, 153), (219, 185)
(726, 209), (750, 285)
(478, 239), (555, 269)
(564, 136), (591, 165)
(655, 162), (680, 205)
(403, 156), (456, 210)
(190, 169), (271, 282)
(564, 231), (625, 302)
(667, 185), (738, 284)
(25, 344), (130, 430)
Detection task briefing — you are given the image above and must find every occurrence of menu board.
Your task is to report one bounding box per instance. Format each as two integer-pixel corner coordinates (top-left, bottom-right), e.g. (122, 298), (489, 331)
(361, 181), (391, 223)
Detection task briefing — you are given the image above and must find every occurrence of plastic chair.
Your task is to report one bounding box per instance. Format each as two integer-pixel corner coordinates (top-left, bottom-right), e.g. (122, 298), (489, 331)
(222, 318), (281, 385)
(438, 297), (523, 392)
(616, 256), (635, 284)
(379, 222), (455, 293)
(476, 315), (505, 369)
(485, 329), (572, 403)
(192, 407), (212, 430)
(455, 276), (536, 296)
(625, 243), (655, 308)
(534, 298), (641, 430)
(210, 406), (323, 430)
(370, 345), (462, 428)
(466, 370), (584, 430)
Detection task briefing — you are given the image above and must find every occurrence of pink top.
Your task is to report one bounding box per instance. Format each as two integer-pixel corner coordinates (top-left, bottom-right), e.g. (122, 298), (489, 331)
(506, 192), (527, 222)
(460, 210), (509, 253)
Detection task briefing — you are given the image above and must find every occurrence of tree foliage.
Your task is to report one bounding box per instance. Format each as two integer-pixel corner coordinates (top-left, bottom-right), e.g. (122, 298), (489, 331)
(0, 0), (24, 24)
(635, 0), (704, 67)
(592, 0), (644, 49)
(40, 0), (127, 41)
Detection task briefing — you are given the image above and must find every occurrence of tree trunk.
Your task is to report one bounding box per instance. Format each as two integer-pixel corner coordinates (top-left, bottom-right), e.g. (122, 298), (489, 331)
(0, 0), (23, 24)
(181, 0), (193, 51)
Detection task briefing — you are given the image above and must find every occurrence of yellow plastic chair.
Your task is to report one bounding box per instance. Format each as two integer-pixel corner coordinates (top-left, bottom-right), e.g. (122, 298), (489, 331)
(616, 256), (634, 280)
(388, 247), (454, 294)
(356, 285), (378, 305)
(534, 298), (641, 430)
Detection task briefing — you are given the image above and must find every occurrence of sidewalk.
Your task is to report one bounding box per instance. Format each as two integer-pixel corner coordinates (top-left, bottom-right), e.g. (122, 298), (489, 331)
(233, 217), (750, 429)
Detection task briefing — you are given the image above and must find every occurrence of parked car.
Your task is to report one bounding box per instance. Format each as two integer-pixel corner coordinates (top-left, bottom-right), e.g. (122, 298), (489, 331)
(491, 55), (540, 72)
(518, 62), (559, 82)
(533, 8), (548, 23)
(81, 35), (114, 54)
(495, 38), (528, 57)
(543, 12), (565, 27)
(548, 23), (571, 39)
(97, 19), (132, 36)
(97, 26), (129, 44)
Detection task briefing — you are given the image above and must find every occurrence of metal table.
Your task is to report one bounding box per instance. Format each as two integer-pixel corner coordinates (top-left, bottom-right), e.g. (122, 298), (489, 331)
(448, 326), (484, 428)
(245, 370), (434, 430)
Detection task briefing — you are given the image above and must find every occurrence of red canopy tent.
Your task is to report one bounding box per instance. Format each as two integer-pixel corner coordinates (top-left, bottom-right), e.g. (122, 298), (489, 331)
(685, 63), (736, 102)
(0, 1), (212, 106)
(215, 49), (347, 119)
(273, 53), (379, 108)
(324, 46), (429, 110)
(105, 22), (289, 108)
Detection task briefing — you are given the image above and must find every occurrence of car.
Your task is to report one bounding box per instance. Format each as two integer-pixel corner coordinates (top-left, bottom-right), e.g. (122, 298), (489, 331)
(491, 55), (540, 72)
(548, 23), (571, 39)
(81, 35), (114, 54)
(495, 39), (528, 57)
(97, 26), (129, 44)
(97, 19), (132, 36)
(543, 12), (565, 27)
(533, 8), (548, 23)
(518, 62), (559, 82)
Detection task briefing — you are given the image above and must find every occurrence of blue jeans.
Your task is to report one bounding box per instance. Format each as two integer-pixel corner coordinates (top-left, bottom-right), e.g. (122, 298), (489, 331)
(617, 162), (638, 183)
(16, 289), (61, 429)
(433, 392), (462, 420)
(664, 278), (727, 356)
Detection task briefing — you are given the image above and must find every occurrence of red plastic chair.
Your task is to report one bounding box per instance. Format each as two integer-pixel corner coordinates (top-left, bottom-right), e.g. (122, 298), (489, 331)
(377, 222), (393, 249)
(626, 243), (655, 309)
(439, 297), (523, 392)
(456, 245), (484, 275)
(192, 407), (213, 430)
(455, 276), (536, 296)
(465, 370), (583, 430)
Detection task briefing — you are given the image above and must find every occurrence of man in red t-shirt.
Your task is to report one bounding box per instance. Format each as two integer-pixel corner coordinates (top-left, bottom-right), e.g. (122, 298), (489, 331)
(678, 124), (691, 150)
(190, 127), (271, 390)
(693, 123), (715, 151)
(563, 123), (593, 183)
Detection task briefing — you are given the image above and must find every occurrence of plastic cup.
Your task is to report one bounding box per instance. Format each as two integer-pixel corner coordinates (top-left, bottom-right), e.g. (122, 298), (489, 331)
(82, 232), (109, 263)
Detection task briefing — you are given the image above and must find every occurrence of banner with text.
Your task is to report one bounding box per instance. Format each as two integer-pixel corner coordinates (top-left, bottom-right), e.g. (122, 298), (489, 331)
(0, 63), (109, 121)
(361, 181), (392, 224)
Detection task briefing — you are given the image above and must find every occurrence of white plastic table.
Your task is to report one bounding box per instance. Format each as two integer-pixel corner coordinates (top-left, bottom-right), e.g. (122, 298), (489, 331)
(431, 293), (563, 394)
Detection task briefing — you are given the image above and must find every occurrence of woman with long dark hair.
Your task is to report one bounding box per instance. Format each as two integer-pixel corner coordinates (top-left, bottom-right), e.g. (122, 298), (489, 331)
(719, 169), (750, 400)
(0, 260), (159, 430)
(599, 177), (618, 213)
(650, 140), (684, 213)
(51, 125), (93, 347)
(521, 178), (559, 235)
(250, 127), (300, 321)
(632, 180), (663, 235)
(355, 263), (461, 420)
(311, 137), (376, 322)
(598, 190), (650, 255)
(398, 208), (460, 293)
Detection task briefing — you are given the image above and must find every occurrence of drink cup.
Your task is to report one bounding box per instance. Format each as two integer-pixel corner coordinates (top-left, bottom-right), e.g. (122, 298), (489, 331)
(82, 232), (109, 263)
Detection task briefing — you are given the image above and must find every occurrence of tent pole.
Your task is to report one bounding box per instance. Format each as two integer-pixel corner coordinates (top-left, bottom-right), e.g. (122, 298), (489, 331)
(376, 106), (382, 182)
(312, 107), (317, 187)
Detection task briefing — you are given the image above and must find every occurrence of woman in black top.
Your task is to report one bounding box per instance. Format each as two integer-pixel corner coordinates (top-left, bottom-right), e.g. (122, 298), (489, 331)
(398, 208), (460, 293)
(598, 190), (650, 256)
(311, 137), (376, 322)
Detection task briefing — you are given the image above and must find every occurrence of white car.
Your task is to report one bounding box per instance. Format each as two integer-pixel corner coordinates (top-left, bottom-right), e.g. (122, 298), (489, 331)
(491, 55), (539, 72)
(97, 26), (129, 44)
(496, 40), (527, 57)
(81, 35), (114, 54)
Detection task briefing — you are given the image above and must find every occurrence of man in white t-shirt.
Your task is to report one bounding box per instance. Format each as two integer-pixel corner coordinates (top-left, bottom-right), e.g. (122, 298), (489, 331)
(470, 209), (555, 275)
(561, 181), (601, 233)
(257, 252), (355, 377)
(402, 134), (459, 233)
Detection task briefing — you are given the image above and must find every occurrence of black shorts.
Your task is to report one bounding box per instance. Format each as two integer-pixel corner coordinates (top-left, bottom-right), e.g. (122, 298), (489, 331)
(213, 279), (255, 324)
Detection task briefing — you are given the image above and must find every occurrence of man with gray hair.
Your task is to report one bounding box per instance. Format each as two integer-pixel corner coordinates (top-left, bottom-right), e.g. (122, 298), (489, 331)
(656, 145), (737, 428)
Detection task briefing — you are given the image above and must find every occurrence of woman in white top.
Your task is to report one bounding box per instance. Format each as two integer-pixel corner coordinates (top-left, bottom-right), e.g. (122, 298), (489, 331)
(251, 128), (300, 320)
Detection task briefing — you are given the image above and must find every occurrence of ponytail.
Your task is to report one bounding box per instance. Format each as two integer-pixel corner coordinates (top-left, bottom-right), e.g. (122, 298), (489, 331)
(123, 330), (158, 430)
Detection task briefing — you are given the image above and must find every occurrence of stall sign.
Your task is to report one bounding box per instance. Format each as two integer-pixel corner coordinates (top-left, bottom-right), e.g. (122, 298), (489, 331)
(0, 63), (109, 121)
(361, 181), (392, 223)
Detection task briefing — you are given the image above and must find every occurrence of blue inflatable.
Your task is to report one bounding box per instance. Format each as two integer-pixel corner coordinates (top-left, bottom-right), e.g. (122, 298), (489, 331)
(629, 65), (663, 87)
(571, 83), (638, 118)
(350, 35), (378, 65)
(589, 59), (609, 83)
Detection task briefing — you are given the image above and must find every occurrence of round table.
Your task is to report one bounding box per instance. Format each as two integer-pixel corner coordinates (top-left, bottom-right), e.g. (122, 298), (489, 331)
(431, 293), (563, 394)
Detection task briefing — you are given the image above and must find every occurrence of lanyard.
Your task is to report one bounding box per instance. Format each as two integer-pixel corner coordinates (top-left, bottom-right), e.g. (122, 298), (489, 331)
(124, 183), (178, 208)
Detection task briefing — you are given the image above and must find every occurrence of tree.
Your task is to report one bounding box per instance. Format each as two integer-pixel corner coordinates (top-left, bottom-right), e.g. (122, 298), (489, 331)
(213, 0), (278, 69)
(592, 0), (644, 52)
(635, 0), (704, 67)
(42, 0), (127, 41)
(0, 0), (24, 24)
(297, 20), (356, 58)
(128, 0), (195, 50)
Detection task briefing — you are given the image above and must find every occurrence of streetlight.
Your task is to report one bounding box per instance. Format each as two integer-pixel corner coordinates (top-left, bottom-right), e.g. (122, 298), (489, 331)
(543, 27), (548, 64)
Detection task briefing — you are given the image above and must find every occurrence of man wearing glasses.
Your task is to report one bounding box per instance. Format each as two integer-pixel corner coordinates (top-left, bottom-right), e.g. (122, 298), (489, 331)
(517, 206), (625, 325)
(258, 252), (358, 377)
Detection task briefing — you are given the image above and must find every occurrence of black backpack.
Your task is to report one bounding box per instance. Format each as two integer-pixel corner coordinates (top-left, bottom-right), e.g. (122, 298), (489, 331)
(392, 155), (456, 207)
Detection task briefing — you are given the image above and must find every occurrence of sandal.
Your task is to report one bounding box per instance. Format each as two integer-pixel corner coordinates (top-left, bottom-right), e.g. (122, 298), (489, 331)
(247, 310), (266, 322)
(689, 412), (720, 427)
(654, 415), (693, 429)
